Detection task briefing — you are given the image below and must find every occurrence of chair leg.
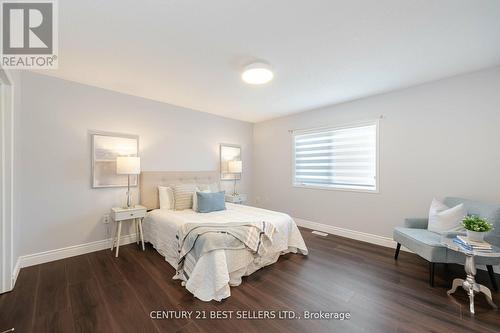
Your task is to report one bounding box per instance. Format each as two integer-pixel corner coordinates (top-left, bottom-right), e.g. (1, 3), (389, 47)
(487, 265), (498, 291)
(394, 243), (401, 260)
(429, 262), (435, 287)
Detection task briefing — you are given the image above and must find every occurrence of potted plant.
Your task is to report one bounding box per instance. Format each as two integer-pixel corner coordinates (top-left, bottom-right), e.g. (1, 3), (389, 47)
(461, 215), (493, 242)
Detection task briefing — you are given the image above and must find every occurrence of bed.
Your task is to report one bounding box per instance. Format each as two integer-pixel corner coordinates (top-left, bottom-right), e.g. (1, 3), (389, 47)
(140, 171), (308, 301)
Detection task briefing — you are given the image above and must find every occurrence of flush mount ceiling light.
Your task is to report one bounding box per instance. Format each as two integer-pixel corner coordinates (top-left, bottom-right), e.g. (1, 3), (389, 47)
(241, 62), (274, 85)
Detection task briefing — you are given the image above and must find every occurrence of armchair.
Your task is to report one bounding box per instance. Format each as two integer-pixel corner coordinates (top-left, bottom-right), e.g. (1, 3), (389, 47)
(393, 197), (500, 289)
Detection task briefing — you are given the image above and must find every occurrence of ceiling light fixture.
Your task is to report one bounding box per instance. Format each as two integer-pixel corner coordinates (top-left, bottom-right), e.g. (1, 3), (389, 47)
(241, 62), (274, 85)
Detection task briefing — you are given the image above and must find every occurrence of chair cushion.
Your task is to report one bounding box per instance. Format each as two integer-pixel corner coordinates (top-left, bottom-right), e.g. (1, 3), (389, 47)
(393, 227), (447, 262)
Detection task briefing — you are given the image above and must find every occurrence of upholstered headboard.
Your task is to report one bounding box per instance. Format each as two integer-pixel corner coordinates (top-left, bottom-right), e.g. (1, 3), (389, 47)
(140, 171), (219, 210)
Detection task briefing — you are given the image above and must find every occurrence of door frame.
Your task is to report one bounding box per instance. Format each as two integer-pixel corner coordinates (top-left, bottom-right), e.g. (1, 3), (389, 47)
(0, 68), (14, 293)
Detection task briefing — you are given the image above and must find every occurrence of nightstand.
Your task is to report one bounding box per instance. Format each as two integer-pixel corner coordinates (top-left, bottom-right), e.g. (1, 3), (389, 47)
(110, 205), (147, 257)
(225, 194), (247, 204)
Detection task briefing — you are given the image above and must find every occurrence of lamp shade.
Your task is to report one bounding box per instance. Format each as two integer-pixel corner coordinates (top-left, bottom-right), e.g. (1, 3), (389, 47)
(228, 160), (242, 173)
(116, 156), (141, 175)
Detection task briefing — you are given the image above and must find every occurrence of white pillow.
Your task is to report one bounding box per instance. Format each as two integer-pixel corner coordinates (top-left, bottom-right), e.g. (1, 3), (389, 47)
(158, 186), (174, 210)
(192, 188), (211, 212)
(427, 198), (467, 234)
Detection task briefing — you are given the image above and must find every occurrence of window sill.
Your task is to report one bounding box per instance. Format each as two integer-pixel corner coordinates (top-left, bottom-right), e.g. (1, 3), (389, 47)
(293, 183), (379, 194)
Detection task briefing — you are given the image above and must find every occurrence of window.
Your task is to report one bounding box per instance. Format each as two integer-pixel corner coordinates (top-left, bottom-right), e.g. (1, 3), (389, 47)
(293, 121), (378, 192)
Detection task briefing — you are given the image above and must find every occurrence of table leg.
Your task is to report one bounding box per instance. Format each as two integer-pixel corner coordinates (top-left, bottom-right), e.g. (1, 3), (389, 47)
(478, 284), (498, 309)
(135, 219), (139, 244)
(464, 255), (476, 314)
(467, 283), (475, 314)
(447, 278), (463, 295)
(448, 254), (498, 314)
(110, 220), (119, 251)
(115, 221), (122, 257)
(138, 217), (145, 251)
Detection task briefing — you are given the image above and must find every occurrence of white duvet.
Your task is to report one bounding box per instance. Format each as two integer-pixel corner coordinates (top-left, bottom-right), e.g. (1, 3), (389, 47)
(142, 203), (308, 301)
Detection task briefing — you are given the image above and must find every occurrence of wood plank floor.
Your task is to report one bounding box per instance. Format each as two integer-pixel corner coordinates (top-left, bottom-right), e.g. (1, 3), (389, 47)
(1, 228), (499, 333)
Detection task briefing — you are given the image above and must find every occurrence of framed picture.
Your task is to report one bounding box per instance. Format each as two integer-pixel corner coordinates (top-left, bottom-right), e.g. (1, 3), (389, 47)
(91, 131), (139, 188)
(220, 143), (241, 180)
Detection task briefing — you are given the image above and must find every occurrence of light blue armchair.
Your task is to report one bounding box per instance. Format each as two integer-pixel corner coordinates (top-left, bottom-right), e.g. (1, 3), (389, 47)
(393, 197), (500, 289)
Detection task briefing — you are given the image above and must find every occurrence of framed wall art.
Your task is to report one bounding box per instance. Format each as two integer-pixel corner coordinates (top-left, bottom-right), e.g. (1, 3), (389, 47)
(220, 143), (242, 181)
(91, 131), (139, 188)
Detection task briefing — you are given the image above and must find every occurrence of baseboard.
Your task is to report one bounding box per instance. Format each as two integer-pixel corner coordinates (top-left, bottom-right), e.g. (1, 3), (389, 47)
(15, 233), (139, 270)
(11, 258), (21, 288)
(294, 217), (402, 250)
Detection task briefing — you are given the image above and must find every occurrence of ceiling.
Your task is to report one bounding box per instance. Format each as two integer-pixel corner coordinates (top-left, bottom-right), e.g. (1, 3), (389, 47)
(38, 0), (500, 122)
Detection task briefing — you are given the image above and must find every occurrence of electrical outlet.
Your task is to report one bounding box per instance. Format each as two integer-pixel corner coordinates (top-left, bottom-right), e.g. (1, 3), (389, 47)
(103, 214), (110, 224)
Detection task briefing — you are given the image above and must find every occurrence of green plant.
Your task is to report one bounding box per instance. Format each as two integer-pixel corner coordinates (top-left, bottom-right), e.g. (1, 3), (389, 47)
(462, 215), (493, 232)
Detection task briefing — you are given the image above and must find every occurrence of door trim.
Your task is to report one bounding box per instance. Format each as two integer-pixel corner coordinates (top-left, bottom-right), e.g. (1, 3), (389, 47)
(0, 68), (14, 293)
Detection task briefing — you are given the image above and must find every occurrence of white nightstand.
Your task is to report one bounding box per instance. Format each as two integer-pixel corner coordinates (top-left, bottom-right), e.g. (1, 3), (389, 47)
(225, 194), (247, 204)
(110, 205), (147, 257)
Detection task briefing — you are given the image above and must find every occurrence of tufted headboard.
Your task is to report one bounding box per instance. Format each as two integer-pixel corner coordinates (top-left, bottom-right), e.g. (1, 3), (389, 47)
(139, 171), (220, 210)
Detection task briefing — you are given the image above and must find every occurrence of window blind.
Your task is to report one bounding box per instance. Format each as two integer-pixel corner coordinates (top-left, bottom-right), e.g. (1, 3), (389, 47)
(293, 123), (377, 191)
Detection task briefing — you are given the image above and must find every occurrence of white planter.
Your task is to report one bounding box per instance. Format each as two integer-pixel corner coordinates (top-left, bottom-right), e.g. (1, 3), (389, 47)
(466, 230), (486, 242)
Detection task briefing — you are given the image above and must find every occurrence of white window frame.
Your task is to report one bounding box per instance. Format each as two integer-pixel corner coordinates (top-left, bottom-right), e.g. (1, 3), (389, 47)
(291, 120), (380, 193)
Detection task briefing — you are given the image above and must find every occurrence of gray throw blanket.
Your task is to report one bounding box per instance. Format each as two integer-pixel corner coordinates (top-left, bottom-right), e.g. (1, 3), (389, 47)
(175, 221), (276, 281)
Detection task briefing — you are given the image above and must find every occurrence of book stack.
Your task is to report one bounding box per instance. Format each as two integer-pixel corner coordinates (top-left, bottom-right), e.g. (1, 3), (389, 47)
(453, 235), (492, 253)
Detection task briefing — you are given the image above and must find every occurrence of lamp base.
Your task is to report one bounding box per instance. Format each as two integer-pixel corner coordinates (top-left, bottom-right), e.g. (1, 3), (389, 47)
(124, 192), (134, 209)
(232, 178), (239, 196)
(124, 176), (134, 208)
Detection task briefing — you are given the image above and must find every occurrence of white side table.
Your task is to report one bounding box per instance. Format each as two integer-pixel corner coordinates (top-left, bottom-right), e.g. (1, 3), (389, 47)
(110, 205), (147, 257)
(225, 193), (247, 204)
(441, 236), (500, 314)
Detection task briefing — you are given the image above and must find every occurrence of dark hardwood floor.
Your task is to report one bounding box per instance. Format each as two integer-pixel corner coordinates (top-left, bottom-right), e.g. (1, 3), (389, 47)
(1, 228), (499, 333)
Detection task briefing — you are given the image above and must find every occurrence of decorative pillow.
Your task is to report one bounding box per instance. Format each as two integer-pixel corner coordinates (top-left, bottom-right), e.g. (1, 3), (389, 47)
(192, 188), (211, 212)
(158, 186), (174, 210)
(196, 191), (226, 213)
(173, 184), (197, 210)
(427, 198), (467, 234)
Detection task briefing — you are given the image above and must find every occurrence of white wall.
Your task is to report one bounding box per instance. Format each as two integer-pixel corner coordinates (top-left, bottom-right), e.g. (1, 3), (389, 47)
(253, 67), (500, 239)
(17, 72), (253, 256)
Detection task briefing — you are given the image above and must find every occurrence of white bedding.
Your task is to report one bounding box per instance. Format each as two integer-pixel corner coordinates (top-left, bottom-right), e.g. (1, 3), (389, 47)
(142, 203), (308, 301)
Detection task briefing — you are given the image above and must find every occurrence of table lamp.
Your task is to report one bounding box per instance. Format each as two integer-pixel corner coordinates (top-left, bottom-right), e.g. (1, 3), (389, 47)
(228, 160), (242, 195)
(116, 156), (140, 208)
